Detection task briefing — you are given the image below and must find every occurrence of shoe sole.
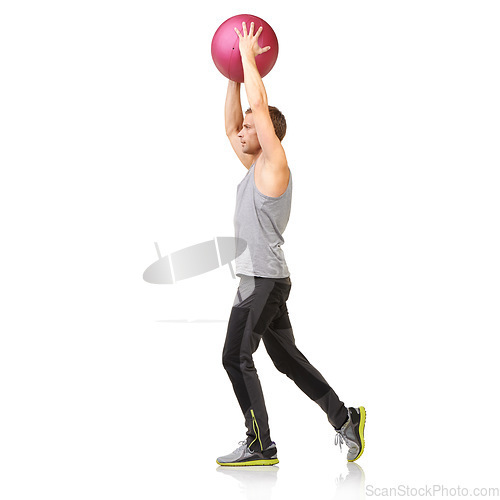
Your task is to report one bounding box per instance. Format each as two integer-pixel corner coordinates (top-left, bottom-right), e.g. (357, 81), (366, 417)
(216, 458), (279, 466)
(348, 406), (366, 462)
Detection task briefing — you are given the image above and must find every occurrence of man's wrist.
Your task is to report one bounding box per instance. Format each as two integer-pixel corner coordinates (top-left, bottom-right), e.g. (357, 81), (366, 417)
(241, 52), (257, 65)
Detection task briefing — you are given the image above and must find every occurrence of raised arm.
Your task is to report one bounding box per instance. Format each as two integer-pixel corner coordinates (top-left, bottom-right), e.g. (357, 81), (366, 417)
(225, 80), (254, 169)
(225, 81), (243, 134)
(235, 21), (287, 171)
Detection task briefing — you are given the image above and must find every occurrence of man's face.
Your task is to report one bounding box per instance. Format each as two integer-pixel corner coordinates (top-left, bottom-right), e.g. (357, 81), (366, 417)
(237, 113), (261, 155)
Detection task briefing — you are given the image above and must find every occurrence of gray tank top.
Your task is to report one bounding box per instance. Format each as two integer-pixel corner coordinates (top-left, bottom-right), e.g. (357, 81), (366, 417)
(233, 162), (292, 278)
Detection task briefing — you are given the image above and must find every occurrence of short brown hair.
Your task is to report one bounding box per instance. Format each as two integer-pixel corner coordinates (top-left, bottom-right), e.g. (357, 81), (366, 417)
(245, 106), (287, 142)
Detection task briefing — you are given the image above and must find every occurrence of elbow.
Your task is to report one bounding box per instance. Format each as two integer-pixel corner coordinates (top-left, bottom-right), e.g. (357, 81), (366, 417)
(248, 99), (267, 111)
(226, 127), (239, 137)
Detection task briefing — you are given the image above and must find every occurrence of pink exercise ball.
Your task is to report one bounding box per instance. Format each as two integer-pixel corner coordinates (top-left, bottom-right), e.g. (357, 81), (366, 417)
(211, 14), (279, 83)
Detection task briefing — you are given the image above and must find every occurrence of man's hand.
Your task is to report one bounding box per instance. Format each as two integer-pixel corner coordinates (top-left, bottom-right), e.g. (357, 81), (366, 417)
(234, 21), (271, 61)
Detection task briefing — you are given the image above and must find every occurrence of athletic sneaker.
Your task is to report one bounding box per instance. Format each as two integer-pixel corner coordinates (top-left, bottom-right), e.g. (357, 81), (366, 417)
(216, 440), (279, 466)
(334, 406), (366, 462)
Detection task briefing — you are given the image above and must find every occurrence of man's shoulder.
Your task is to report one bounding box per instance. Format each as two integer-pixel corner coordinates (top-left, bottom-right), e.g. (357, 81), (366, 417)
(255, 158), (290, 198)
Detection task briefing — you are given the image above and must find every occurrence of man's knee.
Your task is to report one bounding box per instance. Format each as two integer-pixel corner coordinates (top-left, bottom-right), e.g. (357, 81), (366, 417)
(223, 351), (256, 378)
(222, 350), (237, 371)
(271, 358), (290, 375)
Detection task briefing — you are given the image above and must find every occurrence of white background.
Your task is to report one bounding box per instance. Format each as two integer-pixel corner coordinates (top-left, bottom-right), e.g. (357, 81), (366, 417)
(1, 0), (499, 498)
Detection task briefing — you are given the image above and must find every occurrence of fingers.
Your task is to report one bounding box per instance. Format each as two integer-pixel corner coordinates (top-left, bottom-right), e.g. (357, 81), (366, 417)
(250, 23), (264, 38)
(234, 21), (264, 39)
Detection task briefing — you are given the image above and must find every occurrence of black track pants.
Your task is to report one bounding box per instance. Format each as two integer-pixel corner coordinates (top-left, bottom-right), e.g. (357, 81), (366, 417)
(222, 275), (348, 451)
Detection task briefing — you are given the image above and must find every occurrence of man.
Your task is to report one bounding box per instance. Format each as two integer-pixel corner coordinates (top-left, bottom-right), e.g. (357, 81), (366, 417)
(217, 21), (366, 466)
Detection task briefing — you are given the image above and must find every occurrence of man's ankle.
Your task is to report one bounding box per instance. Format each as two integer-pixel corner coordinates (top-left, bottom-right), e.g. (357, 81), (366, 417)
(336, 411), (350, 431)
